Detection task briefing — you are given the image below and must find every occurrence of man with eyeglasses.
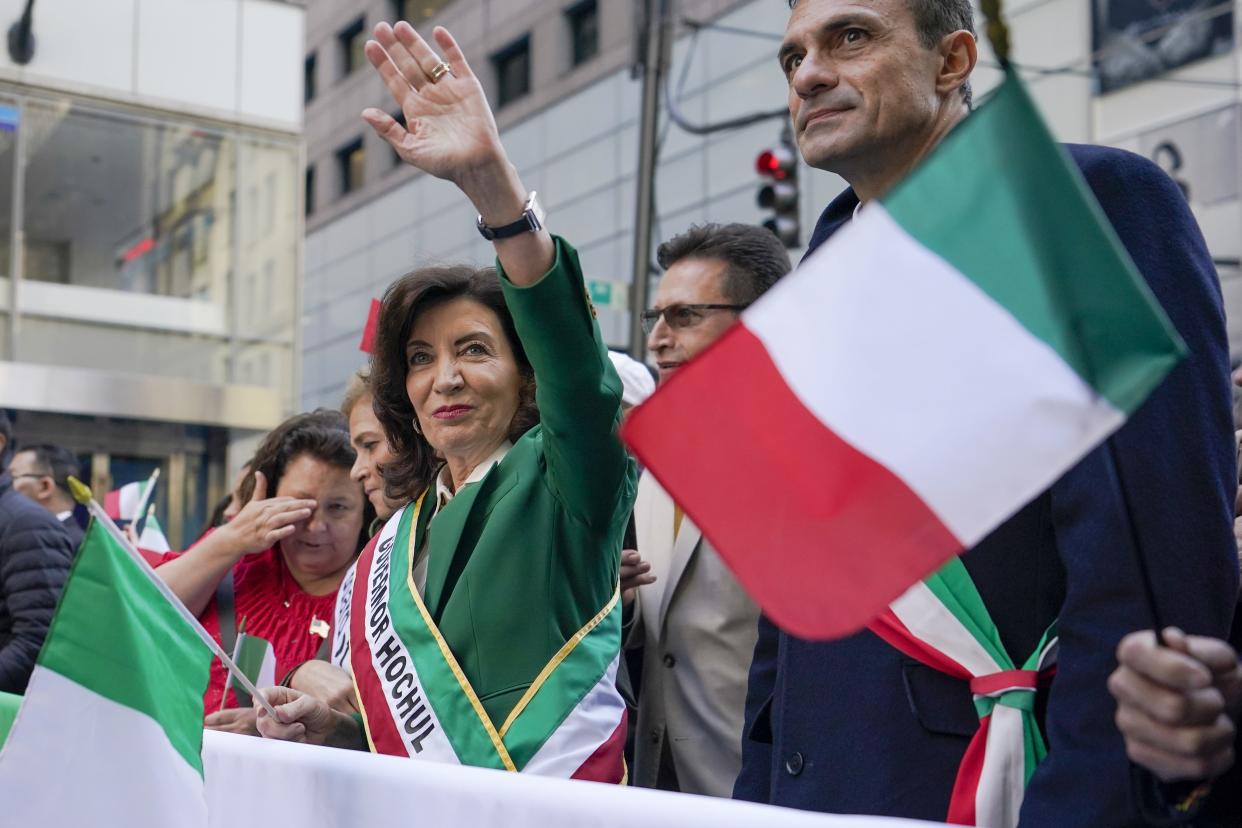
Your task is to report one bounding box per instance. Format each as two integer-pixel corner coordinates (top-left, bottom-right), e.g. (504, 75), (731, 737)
(623, 222), (790, 796)
(9, 444), (86, 548)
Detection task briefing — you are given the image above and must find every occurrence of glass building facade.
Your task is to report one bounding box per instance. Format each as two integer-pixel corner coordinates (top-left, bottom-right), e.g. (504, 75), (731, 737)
(0, 88), (300, 547)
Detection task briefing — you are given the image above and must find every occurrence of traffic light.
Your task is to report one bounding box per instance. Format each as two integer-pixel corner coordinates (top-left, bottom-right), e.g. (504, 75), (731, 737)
(756, 126), (800, 248)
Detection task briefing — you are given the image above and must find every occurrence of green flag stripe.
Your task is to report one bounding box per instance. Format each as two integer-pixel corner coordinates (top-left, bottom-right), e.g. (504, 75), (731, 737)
(386, 506), (508, 769)
(500, 604), (620, 768)
(883, 71), (1185, 414)
(922, 559), (1013, 670)
(39, 520), (212, 774)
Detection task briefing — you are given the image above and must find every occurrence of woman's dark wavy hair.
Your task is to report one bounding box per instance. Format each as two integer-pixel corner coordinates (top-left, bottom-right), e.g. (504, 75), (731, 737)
(370, 265), (539, 502)
(236, 408), (374, 554)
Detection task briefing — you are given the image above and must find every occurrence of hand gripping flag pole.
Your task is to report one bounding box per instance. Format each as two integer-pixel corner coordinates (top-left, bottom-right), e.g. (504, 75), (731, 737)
(67, 476), (285, 721)
(978, 0), (1169, 643)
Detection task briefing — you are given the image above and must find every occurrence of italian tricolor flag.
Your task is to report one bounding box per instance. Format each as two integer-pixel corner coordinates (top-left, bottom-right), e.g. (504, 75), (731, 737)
(0, 518), (213, 825)
(622, 70), (1185, 641)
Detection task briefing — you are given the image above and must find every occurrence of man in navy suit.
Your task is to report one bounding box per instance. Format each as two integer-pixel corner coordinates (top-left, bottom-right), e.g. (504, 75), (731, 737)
(733, 1), (1240, 824)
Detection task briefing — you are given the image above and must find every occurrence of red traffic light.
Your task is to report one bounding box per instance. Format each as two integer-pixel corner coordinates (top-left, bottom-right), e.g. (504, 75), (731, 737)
(756, 147), (794, 180)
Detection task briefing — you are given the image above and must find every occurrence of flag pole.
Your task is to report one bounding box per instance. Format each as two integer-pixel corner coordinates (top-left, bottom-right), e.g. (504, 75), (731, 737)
(131, 467), (160, 537)
(1104, 442), (1169, 643)
(67, 476), (285, 721)
(977, 0), (1169, 643)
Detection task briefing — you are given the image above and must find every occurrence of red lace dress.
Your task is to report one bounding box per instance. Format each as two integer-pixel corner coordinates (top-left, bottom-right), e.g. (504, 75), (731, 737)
(155, 546), (339, 713)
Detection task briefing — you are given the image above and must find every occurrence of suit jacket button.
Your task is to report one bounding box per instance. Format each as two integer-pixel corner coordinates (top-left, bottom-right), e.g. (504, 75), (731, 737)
(649, 729), (660, 744)
(662, 653), (676, 668)
(785, 751), (804, 777)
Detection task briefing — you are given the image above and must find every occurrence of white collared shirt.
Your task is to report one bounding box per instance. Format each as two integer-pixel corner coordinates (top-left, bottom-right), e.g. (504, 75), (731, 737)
(55, 509), (73, 522)
(413, 441), (513, 596)
(433, 441), (513, 509)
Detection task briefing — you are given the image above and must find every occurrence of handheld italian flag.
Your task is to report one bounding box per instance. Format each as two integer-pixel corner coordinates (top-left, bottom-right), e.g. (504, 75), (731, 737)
(0, 517), (213, 826)
(622, 68), (1184, 641)
(623, 69), (1185, 824)
(106, 471), (172, 552)
(228, 623), (276, 709)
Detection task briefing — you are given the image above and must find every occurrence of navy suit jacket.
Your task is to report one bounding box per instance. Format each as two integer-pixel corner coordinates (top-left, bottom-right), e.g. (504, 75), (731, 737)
(732, 144), (1240, 826)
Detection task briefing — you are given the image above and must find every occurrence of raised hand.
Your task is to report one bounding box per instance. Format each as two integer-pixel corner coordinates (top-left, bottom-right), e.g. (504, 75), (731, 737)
(362, 23), (510, 197)
(361, 20), (553, 285)
(217, 471), (316, 557)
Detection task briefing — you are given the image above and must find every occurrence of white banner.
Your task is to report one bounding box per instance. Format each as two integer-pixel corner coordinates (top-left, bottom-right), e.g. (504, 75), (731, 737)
(202, 731), (945, 828)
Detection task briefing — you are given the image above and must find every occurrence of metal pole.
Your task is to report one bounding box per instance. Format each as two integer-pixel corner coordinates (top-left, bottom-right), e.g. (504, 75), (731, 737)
(628, 0), (670, 359)
(8, 97), (27, 362)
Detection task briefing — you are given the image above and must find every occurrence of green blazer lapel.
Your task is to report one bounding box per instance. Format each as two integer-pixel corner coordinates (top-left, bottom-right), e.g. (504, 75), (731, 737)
(422, 469), (495, 619)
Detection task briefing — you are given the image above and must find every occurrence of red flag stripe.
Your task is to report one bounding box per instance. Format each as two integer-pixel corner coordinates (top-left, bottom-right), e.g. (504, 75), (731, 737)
(970, 669), (1039, 697)
(569, 709), (627, 784)
(622, 325), (963, 639)
(868, 609), (972, 680)
(103, 490), (122, 520)
(348, 536), (408, 756)
(946, 714), (991, 825)
(359, 298), (381, 354)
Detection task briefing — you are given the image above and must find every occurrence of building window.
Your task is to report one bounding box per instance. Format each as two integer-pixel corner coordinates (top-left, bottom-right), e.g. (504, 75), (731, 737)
(304, 53), (317, 103)
(337, 139), (365, 196)
(305, 165), (315, 216)
(391, 0), (454, 25)
(338, 17), (367, 78)
(492, 36), (531, 108)
(566, 1), (598, 67)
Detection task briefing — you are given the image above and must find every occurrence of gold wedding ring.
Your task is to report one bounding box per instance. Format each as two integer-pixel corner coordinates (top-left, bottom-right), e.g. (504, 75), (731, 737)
(429, 62), (452, 83)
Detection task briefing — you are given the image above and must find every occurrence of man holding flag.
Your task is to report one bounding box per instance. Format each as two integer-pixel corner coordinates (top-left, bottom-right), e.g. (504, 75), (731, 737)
(623, 0), (1239, 824)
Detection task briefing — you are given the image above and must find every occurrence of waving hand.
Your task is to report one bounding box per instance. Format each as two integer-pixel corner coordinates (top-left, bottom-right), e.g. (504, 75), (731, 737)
(363, 23), (505, 191)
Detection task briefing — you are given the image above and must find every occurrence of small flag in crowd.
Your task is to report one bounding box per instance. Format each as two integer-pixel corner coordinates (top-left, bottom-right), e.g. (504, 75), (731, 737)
(105, 469), (171, 551)
(139, 504), (172, 552)
(622, 70), (1185, 640)
(0, 518), (213, 826)
(359, 297), (382, 353)
(227, 619), (275, 709)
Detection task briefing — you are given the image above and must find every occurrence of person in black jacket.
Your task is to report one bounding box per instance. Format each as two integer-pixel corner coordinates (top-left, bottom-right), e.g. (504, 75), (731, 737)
(0, 412), (74, 694)
(734, 1), (1238, 825)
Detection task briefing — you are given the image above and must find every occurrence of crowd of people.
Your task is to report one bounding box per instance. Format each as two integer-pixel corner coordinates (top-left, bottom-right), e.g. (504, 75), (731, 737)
(1, 0), (1241, 824)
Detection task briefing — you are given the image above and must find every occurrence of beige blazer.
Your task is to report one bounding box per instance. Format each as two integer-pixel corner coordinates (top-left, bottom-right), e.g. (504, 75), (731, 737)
(628, 471), (759, 797)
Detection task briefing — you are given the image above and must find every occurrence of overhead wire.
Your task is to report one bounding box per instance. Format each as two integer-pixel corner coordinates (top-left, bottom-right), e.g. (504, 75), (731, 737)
(679, 12), (1242, 94)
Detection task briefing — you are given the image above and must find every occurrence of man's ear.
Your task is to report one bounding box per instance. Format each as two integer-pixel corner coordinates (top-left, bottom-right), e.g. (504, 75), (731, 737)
(34, 476), (56, 501)
(937, 30), (977, 100)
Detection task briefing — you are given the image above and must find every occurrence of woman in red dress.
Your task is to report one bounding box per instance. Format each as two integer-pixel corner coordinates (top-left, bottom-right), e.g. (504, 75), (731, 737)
(157, 410), (373, 734)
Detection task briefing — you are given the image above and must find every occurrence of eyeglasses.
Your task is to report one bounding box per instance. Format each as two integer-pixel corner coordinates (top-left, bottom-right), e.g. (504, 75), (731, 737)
(640, 303), (746, 335)
(10, 473), (47, 481)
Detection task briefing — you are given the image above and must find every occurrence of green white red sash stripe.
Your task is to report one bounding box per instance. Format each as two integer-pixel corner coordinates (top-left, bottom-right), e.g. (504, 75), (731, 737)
(868, 557), (1056, 827)
(349, 499), (626, 780)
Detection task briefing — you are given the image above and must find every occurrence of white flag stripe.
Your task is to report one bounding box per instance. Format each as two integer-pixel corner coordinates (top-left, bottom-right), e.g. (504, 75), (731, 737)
(745, 205), (1125, 547)
(981, 707), (1028, 828)
(0, 667), (207, 827)
(119, 482), (144, 519)
(888, 582), (999, 678)
(520, 653), (625, 777)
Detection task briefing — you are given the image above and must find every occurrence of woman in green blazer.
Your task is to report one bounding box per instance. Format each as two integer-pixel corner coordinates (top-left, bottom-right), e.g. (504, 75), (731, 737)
(257, 21), (636, 781)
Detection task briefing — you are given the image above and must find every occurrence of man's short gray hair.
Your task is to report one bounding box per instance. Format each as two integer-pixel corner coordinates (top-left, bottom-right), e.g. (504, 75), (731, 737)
(787, 0), (975, 107)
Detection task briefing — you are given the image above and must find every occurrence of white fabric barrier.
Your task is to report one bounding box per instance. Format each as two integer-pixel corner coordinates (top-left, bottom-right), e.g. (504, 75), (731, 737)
(202, 731), (945, 828)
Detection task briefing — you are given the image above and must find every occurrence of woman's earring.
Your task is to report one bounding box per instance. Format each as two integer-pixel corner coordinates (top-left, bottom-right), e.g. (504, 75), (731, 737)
(411, 416), (422, 436)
